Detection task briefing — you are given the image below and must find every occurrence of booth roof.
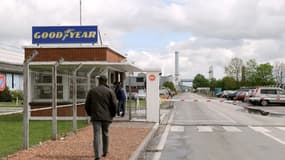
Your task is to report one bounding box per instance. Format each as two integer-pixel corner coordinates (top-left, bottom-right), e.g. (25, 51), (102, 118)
(29, 61), (143, 73)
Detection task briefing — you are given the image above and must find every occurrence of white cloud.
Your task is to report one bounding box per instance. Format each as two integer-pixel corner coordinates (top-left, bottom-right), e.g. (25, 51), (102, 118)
(1, 0), (285, 80)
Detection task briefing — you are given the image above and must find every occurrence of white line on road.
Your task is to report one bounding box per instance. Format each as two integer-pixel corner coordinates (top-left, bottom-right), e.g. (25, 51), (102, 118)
(261, 132), (285, 145)
(160, 113), (166, 123)
(249, 126), (285, 145)
(153, 106), (176, 160)
(197, 126), (213, 132)
(276, 127), (285, 131)
(249, 126), (270, 133)
(170, 126), (184, 132)
(223, 126), (242, 132)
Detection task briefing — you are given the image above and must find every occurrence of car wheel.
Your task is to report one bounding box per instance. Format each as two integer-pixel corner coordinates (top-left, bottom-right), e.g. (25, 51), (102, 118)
(261, 111), (269, 116)
(260, 100), (268, 106)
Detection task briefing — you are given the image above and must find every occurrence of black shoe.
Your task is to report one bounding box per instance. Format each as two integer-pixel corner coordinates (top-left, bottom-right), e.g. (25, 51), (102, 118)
(102, 153), (108, 157)
(95, 158), (100, 160)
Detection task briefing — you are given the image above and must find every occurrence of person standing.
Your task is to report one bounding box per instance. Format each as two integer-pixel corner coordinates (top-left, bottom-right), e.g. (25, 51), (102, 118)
(115, 82), (126, 117)
(85, 75), (117, 160)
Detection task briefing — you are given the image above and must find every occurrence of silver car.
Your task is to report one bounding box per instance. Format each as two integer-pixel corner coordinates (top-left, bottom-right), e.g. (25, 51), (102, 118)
(248, 87), (285, 106)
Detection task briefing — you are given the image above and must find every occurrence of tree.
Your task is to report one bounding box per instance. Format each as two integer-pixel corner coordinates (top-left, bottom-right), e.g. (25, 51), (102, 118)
(225, 57), (243, 82)
(255, 63), (275, 86)
(209, 78), (216, 91)
(192, 74), (209, 89)
(163, 81), (176, 92)
(273, 62), (285, 85)
(222, 76), (238, 90)
(244, 59), (258, 86)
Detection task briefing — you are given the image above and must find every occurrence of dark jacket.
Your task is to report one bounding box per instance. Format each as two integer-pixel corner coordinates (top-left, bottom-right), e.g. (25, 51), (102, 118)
(85, 84), (117, 122)
(115, 86), (126, 101)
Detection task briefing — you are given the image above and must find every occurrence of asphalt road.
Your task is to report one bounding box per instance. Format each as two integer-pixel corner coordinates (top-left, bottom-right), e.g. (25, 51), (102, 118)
(151, 92), (285, 160)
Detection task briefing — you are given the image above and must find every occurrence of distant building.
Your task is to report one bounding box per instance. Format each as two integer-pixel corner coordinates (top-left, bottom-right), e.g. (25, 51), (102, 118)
(125, 73), (174, 92)
(125, 73), (146, 92)
(0, 49), (24, 90)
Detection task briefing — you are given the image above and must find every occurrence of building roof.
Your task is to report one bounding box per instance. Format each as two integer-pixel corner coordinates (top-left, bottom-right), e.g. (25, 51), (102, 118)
(0, 48), (24, 65)
(24, 45), (126, 59)
(29, 61), (143, 73)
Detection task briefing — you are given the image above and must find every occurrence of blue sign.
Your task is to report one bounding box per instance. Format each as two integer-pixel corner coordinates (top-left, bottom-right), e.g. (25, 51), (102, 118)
(32, 26), (98, 44)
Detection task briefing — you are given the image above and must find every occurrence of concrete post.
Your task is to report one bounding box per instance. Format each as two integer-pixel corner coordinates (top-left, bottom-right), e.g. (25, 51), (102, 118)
(23, 50), (38, 149)
(146, 70), (160, 123)
(72, 64), (83, 132)
(52, 64), (58, 140)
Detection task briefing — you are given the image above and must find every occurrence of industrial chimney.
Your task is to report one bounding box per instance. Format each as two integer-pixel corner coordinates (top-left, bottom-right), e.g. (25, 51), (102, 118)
(175, 51), (179, 86)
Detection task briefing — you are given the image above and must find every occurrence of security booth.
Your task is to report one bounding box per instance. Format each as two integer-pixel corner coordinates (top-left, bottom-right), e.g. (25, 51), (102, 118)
(24, 46), (142, 119)
(23, 26), (161, 149)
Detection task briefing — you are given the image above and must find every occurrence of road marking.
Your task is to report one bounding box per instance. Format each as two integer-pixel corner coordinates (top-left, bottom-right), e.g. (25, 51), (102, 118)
(249, 126), (270, 133)
(276, 127), (285, 131)
(156, 125), (171, 150)
(153, 106), (176, 160)
(223, 126), (242, 132)
(197, 126), (213, 132)
(160, 113), (166, 122)
(171, 126), (184, 132)
(173, 119), (234, 123)
(261, 132), (285, 145)
(249, 126), (285, 145)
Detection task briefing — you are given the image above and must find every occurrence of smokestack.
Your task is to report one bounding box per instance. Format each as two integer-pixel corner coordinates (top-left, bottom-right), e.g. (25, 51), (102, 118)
(209, 65), (213, 79)
(175, 51), (179, 85)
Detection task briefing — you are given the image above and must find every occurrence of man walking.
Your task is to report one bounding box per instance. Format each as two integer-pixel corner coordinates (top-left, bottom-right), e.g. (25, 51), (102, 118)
(115, 82), (126, 117)
(85, 75), (117, 160)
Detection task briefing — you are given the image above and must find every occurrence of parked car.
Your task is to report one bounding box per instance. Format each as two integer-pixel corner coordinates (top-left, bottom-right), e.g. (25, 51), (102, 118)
(127, 92), (138, 100)
(235, 91), (248, 101)
(216, 92), (223, 97)
(136, 89), (146, 99)
(244, 89), (256, 102)
(160, 89), (171, 99)
(227, 91), (239, 100)
(248, 87), (285, 106)
(221, 90), (235, 98)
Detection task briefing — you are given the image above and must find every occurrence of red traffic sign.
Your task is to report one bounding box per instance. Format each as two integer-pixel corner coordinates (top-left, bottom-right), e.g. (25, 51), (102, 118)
(0, 75), (6, 91)
(149, 74), (156, 81)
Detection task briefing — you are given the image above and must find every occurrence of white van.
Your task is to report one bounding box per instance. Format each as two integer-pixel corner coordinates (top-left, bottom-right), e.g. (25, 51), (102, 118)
(248, 87), (285, 106)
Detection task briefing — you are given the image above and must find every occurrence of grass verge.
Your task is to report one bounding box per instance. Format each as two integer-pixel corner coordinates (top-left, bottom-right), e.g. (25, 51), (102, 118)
(0, 113), (88, 158)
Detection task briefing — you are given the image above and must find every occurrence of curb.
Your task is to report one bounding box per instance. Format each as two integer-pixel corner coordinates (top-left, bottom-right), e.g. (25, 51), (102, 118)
(129, 122), (159, 160)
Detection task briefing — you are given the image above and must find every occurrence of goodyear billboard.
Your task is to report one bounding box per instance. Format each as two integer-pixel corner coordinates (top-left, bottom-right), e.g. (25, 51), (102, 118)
(32, 26), (98, 44)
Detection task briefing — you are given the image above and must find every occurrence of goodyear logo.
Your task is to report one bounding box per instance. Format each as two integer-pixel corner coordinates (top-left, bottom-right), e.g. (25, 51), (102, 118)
(32, 26), (98, 44)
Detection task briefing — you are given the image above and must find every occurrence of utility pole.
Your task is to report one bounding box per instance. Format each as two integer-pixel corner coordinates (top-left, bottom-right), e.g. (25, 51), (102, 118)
(80, 0), (82, 26)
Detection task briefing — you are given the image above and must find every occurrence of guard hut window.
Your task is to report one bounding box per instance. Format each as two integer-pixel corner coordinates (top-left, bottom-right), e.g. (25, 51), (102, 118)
(69, 71), (88, 101)
(32, 72), (63, 101)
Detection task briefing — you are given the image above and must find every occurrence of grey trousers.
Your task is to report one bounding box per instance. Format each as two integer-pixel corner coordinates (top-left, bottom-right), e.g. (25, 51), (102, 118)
(92, 121), (111, 159)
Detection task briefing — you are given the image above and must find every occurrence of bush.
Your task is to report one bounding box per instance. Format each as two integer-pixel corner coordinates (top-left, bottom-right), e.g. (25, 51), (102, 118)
(11, 90), (24, 101)
(0, 86), (13, 102)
